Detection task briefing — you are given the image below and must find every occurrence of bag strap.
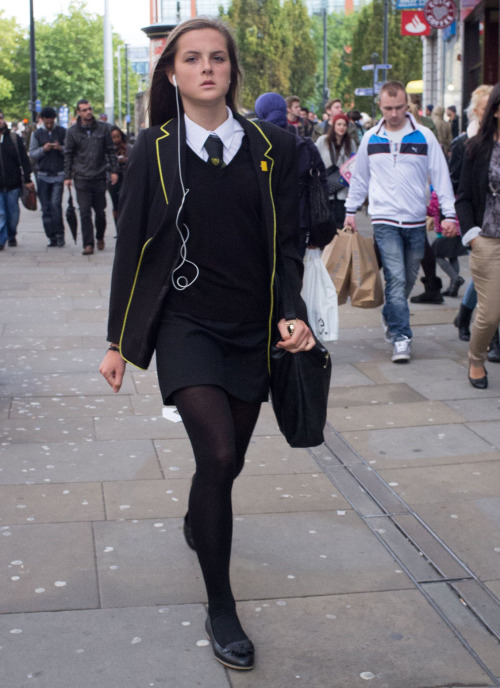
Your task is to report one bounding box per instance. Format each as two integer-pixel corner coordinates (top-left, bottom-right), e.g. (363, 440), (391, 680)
(275, 245), (297, 322)
(10, 131), (26, 183)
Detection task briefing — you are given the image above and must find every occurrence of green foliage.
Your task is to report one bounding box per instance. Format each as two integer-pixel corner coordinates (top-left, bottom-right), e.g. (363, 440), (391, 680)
(0, 11), (28, 114)
(282, 0), (317, 100)
(0, 1), (140, 124)
(226, 0), (319, 109)
(350, 0), (422, 113)
(310, 11), (360, 112)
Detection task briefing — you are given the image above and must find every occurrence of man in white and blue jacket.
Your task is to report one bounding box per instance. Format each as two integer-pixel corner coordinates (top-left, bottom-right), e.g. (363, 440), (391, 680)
(345, 81), (457, 363)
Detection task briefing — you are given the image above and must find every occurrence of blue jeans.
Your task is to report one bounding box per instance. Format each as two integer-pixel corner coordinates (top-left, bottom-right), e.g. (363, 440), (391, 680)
(37, 177), (64, 240)
(462, 279), (477, 310)
(373, 224), (426, 340)
(0, 188), (21, 246)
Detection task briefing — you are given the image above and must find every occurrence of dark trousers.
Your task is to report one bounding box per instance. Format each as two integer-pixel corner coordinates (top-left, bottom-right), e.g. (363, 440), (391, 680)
(75, 179), (107, 247)
(37, 177), (64, 240)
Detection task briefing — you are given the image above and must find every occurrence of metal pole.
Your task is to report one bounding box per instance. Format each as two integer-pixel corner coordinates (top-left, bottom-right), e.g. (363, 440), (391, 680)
(371, 52), (378, 120)
(323, 7), (328, 107)
(103, 0), (114, 123)
(382, 0), (389, 83)
(29, 0), (37, 123)
(117, 45), (122, 129)
(125, 44), (130, 137)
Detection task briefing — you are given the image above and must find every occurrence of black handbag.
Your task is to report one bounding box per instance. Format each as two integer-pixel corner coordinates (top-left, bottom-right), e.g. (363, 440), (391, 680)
(308, 167), (336, 249)
(269, 252), (332, 448)
(326, 164), (346, 196)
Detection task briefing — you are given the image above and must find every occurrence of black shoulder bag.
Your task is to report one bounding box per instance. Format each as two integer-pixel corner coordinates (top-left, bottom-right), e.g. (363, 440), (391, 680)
(269, 249), (332, 448)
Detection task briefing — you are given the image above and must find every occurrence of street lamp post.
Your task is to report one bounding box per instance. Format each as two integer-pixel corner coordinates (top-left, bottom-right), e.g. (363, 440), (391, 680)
(125, 44), (130, 136)
(29, 0), (38, 123)
(103, 0), (114, 123)
(116, 45), (122, 129)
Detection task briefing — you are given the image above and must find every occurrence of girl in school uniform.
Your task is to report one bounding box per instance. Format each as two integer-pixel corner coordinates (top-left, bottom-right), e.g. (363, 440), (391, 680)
(99, 17), (314, 671)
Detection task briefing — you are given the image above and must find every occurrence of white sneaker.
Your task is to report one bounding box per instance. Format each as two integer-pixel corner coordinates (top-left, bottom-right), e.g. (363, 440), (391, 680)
(381, 313), (392, 343)
(392, 336), (411, 363)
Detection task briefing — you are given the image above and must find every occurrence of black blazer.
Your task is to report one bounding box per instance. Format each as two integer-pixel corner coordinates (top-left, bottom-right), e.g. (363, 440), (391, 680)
(455, 139), (493, 235)
(107, 113), (307, 370)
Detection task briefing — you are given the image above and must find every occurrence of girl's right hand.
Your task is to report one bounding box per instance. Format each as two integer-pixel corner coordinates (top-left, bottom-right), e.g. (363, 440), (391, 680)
(99, 350), (126, 393)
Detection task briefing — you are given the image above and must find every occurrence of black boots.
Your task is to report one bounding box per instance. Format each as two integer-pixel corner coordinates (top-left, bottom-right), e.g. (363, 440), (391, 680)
(410, 277), (444, 304)
(442, 275), (465, 297)
(487, 329), (500, 363)
(453, 304), (473, 341)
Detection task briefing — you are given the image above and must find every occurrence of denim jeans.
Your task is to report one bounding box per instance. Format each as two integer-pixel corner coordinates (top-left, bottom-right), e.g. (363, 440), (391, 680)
(37, 177), (64, 240)
(75, 179), (107, 248)
(462, 279), (477, 310)
(0, 188), (21, 245)
(373, 224), (426, 340)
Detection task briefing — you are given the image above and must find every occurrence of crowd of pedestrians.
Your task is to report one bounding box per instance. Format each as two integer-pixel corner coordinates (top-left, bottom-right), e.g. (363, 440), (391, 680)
(0, 100), (131, 254)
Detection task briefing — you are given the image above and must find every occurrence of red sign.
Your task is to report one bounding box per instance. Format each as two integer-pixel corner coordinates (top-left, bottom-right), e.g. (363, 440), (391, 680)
(424, 0), (457, 29)
(401, 10), (431, 35)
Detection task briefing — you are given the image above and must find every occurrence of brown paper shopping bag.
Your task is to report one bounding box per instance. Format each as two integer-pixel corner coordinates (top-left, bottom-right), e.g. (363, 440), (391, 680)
(321, 229), (353, 305)
(349, 232), (384, 308)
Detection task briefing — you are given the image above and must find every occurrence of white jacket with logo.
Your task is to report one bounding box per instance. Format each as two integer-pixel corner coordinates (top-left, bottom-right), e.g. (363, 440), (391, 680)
(345, 113), (456, 228)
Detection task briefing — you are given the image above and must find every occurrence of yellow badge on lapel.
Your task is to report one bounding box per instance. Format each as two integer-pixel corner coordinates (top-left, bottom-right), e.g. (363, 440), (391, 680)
(260, 161), (268, 172)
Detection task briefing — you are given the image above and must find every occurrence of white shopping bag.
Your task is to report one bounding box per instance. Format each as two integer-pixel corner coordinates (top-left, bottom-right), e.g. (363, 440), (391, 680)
(301, 248), (339, 342)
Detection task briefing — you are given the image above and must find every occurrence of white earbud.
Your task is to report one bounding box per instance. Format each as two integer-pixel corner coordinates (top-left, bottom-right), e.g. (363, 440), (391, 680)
(173, 74), (177, 86)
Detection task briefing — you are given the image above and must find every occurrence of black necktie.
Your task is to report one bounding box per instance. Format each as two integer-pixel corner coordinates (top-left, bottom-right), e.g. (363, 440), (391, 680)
(204, 134), (224, 168)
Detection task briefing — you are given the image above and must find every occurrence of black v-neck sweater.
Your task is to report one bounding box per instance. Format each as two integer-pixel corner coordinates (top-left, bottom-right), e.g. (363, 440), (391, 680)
(165, 136), (270, 321)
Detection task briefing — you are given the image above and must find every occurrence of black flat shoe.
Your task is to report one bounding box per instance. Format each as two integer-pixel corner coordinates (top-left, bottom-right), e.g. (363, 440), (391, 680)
(468, 365), (488, 389)
(205, 616), (254, 670)
(183, 513), (196, 551)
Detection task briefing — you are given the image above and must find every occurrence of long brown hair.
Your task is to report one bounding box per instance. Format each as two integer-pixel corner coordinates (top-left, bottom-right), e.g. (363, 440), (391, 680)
(148, 17), (242, 127)
(326, 114), (353, 159)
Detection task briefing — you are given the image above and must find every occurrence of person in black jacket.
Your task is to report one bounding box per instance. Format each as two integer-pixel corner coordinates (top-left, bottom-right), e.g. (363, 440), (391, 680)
(29, 106), (66, 247)
(454, 82), (500, 389)
(63, 100), (118, 255)
(99, 18), (314, 671)
(0, 109), (34, 250)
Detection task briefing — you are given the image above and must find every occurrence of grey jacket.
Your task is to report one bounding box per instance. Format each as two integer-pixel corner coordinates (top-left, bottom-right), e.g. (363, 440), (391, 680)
(64, 117), (118, 182)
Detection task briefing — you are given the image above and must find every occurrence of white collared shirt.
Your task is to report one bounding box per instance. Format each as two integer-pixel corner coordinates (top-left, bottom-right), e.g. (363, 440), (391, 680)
(184, 107), (244, 165)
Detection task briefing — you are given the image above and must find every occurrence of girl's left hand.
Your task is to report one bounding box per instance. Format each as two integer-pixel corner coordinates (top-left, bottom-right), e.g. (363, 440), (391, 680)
(276, 318), (316, 353)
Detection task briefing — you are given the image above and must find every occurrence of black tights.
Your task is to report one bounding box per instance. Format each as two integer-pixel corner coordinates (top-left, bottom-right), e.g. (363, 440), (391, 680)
(172, 385), (261, 645)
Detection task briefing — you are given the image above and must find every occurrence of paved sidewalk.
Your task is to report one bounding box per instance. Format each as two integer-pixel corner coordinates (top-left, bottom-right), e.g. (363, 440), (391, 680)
(0, 204), (499, 688)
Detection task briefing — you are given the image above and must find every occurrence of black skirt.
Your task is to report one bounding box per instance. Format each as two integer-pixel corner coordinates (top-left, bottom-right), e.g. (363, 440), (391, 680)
(155, 310), (270, 405)
(432, 236), (468, 259)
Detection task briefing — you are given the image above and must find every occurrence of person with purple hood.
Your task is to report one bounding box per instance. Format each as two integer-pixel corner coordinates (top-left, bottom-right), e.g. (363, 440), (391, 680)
(255, 92), (333, 256)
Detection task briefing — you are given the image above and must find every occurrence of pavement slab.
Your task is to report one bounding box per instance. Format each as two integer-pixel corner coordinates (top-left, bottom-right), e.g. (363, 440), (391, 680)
(341, 423), (499, 469)
(228, 591), (492, 688)
(466, 420), (500, 450)
(0, 370), (136, 397)
(0, 604), (229, 688)
(328, 399), (464, 431)
(377, 460), (500, 505)
(327, 382), (426, 408)
(1, 417), (95, 444)
(0, 482), (104, 525)
(400, 499), (500, 581)
(102, 474), (349, 520)
(94, 512), (411, 608)
(9, 394), (134, 419)
(95, 414), (190, 441)
(330, 363), (376, 388)
(0, 439), (162, 484)
(447, 396), (500, 422)
(0, 348), (108, 374)
(356, 358), (500, 399)
(0, 522), (98, 613)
